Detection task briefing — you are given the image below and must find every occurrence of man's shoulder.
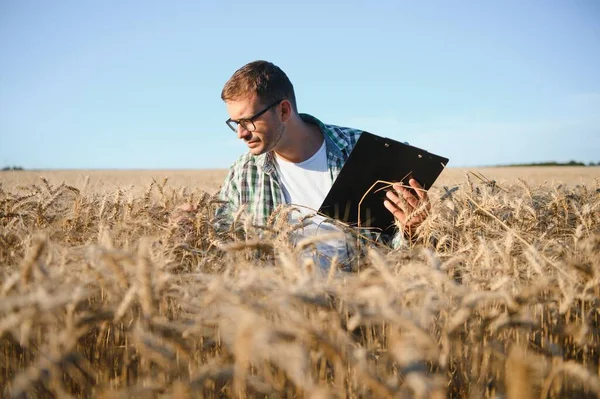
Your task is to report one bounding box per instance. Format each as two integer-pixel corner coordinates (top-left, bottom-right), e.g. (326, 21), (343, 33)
(320, 121), (364, 154)
(299, 114), (362, 151)
(323, 122), (364, 140)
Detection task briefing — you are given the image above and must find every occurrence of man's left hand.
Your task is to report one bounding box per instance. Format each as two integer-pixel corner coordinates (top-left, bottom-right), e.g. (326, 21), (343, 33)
(383, 178), (430, 231)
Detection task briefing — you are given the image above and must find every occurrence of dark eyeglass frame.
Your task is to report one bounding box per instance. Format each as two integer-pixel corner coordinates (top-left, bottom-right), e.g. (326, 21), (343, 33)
(225, 99), (284, 133)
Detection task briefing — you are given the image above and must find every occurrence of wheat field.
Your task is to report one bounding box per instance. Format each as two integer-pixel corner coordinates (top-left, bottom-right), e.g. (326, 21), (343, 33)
(1, 167), (599, 398)
(1, 166), (598, 195)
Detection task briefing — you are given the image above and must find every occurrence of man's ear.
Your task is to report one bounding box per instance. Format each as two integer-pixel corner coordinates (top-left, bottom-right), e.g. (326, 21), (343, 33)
(280, 100), (293, 123)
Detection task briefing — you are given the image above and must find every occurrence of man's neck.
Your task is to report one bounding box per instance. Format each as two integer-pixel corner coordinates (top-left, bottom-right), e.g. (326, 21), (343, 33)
(274, 115), (324, 163)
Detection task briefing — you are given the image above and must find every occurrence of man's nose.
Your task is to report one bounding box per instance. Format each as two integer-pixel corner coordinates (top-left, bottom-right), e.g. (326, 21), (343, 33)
(237, 126), (251, 140)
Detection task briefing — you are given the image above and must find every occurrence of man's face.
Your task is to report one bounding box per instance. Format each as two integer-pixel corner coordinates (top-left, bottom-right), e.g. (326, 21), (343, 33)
(225, 95), (285, 156)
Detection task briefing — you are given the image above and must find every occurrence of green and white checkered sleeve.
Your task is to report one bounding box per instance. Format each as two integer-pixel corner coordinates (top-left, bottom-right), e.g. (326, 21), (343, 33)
(214, 165), (241, 230)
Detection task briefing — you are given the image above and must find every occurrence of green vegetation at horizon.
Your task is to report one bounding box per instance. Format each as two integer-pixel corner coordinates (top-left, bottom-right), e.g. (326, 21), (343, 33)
(493, 160), (599, 167)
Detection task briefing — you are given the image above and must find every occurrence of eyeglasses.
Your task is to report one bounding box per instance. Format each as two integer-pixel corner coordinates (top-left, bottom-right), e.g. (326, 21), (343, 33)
(225, 99), (283, 133)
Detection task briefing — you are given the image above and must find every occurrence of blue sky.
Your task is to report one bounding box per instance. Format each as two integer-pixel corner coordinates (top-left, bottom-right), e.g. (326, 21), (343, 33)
(1, 0), (598, 169)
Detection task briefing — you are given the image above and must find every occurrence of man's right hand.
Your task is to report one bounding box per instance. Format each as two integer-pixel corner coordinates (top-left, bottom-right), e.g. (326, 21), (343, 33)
(169, 203), (199, 228)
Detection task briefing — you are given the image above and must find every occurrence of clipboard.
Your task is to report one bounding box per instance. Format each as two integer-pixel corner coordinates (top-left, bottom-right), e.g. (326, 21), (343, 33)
(318, 132), (449, 236)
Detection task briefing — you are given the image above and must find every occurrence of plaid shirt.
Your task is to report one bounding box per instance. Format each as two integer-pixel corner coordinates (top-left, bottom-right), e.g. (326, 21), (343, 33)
(216, 114), (405, 248)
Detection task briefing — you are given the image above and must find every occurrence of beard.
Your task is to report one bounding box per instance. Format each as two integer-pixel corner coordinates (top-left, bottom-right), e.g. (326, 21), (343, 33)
(251, 122), (285, 156)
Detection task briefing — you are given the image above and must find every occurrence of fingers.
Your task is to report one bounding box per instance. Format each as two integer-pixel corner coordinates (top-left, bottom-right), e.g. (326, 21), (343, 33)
(401, 183), (421, 207)
(384, 198), (424, 227)
(178, 203), (198, 212)
(389, 180), (421, 209)
(384, 179), (431, 229)
(386, 188), (412, 212)
(384, 199), (405, 224)
(170, 202), (199, 228)
(408, 178), (427, 201)
(408, 178), (431, 211)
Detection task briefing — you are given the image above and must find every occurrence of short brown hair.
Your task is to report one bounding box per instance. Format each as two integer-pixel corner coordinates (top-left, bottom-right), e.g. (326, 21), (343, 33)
(221, 60), (297, 112)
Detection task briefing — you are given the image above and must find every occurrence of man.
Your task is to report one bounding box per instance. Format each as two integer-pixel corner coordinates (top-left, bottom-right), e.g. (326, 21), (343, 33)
(212, 60), (429, 268)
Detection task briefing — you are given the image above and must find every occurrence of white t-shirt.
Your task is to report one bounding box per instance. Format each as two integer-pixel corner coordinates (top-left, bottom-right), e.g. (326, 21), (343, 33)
(274, 140), (330, 211)
(274, 140), (351, 270)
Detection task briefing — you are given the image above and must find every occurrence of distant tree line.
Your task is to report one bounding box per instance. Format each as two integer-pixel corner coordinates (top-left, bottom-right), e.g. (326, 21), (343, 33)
(2, 166), (24, 171)
(503, 160), (599, 167)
